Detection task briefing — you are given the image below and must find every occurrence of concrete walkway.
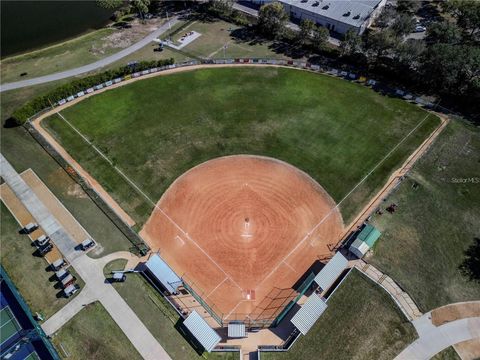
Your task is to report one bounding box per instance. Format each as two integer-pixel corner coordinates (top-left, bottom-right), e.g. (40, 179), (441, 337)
(396, 314), (480, 360)
(0, 16), (180, 92)
(0, 154), (80, 261)
(1, 154), (170, 359)
(354, 260), (423, 321)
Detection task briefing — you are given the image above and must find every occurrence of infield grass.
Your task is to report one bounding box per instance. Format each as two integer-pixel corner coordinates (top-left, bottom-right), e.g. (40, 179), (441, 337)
(262, 269), (416, 360)
(43, 67), (440, 225)
(369, 120), (480, 311)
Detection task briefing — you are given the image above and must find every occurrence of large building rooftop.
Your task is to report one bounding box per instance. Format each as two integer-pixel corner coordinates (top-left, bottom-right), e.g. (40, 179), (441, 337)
(284, 0), (383, 27)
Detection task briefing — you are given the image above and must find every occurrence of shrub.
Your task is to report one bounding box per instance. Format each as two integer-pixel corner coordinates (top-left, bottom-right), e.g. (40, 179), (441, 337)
(11, 58), (174, 125)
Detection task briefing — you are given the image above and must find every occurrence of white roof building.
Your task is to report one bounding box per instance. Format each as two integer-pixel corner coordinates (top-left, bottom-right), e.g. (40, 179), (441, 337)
(313, 252), (348, 292)
(290, 293), (328, 335)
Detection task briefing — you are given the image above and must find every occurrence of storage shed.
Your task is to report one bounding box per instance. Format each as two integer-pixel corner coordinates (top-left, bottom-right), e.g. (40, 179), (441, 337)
(349, 224), (381, 258)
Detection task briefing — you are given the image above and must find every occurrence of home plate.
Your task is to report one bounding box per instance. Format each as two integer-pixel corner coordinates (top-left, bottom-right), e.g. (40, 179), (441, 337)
(243, 289), (255, 300)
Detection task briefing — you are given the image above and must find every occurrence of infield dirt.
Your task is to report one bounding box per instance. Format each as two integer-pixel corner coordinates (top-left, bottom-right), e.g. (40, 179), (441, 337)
(140, 155), (344, 322)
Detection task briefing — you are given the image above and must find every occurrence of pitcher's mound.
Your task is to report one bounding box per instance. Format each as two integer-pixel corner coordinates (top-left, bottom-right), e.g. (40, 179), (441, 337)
(140, 155), (344, 321)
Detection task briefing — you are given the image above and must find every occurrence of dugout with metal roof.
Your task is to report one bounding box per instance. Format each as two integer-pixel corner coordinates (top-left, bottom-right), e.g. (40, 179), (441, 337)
(183, 311), (221, 352)
(313, 252), (348, 291)
(144, 254), (182, 294)
(290, 293), (328, 335)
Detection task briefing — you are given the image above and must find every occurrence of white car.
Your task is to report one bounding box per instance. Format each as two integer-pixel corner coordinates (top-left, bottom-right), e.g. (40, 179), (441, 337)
(415, 25), (426, 33)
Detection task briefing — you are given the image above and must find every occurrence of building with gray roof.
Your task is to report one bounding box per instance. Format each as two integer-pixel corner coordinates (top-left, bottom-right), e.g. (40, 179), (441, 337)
(251, 0), (387, 35)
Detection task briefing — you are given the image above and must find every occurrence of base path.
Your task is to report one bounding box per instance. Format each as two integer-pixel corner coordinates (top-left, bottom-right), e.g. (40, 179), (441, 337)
(0, 16), (180, 92)
(141, 155), (344, 323)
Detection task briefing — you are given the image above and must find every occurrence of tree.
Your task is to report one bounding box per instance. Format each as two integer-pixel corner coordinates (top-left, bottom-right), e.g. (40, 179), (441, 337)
(257, 2), (288, 38)
(375, 6), (397, 28)
(366, 30), (398, 60)
(208, 0), (233, 18)
(132, 0), (150, 17)
(393, 39), (425, 70)
(391, 13), (415, 37)
(442, 0), (480, 36)
(396, 0), (420, 14)
(422, 44), (480, 94)
(459, 238), (480, 283)
(312, 26), (329, 51)
(340, 29), (363, 56)
(297, 19), (315, 45)
(96, 0), (123, 9)
(426, 21), (463, 44)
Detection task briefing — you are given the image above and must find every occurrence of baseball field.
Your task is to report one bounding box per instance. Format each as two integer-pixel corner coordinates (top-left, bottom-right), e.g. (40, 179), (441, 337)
(42, 66), (440, 227)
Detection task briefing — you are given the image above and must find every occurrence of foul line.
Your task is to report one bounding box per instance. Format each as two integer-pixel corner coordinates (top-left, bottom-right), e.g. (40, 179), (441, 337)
(255, 106), (437, 290)
(205, 277), (229, 299)
(56, 111), (244, 292)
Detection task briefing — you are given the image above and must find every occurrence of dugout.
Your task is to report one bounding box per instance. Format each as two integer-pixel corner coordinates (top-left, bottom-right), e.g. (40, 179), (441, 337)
(290, 293), (328, 335)
(143, 254), (182, 294)
(183, 310), (221, 352)
(313, 252), (349, 293)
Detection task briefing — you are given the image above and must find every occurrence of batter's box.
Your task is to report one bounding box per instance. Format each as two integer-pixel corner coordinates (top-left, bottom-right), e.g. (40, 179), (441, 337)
(243, 289), (256, 300)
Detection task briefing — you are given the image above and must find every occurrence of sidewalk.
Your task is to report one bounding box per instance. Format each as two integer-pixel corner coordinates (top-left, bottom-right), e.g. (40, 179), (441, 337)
(396, 315), (480, 360)
(354, 260), (423, 321)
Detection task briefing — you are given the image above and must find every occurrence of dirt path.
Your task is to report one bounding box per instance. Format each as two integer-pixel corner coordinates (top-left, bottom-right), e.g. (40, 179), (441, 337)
(431, 301), (480, 326)
(338, 113), (449, 246)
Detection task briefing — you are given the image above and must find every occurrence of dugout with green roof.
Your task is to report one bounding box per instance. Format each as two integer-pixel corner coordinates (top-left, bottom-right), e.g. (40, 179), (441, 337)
(357, 224), (381, 247)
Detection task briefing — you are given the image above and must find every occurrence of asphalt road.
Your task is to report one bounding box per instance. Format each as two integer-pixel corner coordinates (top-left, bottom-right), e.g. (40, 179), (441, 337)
(0, 17), (179, 93)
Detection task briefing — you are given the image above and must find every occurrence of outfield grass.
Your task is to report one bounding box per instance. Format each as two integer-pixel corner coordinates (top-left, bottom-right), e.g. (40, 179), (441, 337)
(262, 269), (416, 360)
(107, 272), (236, 359)
(370, 120), (480, 311)
(0, 204), (83, 319)
(44, 67), (439, 225)
(51, 301), (141, 360)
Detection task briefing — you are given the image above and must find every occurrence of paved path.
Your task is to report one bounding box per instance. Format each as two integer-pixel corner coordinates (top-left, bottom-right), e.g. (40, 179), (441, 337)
(0, 17), (180, 93)
(0, 154), (80, 261)
(396, 313), (480, 360)
(354, 260), (423, 321)
(1, 153), (170, 359)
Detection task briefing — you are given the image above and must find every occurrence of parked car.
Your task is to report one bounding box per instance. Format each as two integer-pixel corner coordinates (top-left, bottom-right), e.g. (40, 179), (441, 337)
(55, 268), (69, 281)
(23, 222), (38, 234)
(112, 272), (126, 282)
(35, 234), (50, 247)
(415, 25), (426, 32)
(63, 284), (80, 298)
(51, 258), (65, 271)
(37, 242), (53, 255)
(80, 238), (95, 251)
(61, 274), (76, 288)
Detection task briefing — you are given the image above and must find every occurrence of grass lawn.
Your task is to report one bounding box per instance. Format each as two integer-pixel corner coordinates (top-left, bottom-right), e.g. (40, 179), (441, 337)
(44, 67), (439, 225)
(1, 83), (136, 258)
(431, 347), (461, 360)
(174, 19), (290, 60)
(0, 204), (83, 319)
(50, 301), (141, 360)
(262, 269), (416, 360)
(1, 29), (120, 84)
(369, 120), (480, 311)
(107, 271), (236, 359)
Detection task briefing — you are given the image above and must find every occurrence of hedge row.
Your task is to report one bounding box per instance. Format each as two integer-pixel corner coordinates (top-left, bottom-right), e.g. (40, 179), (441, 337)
(12, 58), (174, 124)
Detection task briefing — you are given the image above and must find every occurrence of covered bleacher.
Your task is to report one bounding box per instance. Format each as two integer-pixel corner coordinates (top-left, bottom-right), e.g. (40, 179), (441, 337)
(143, 254), (182, 294)
(183, 311), (221, 352)
(290, 293), (328, 335)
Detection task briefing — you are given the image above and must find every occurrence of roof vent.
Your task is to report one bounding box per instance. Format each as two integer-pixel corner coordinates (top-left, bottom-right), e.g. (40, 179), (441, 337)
(301, 0), (308, 3)
(322, 3), (330, 9)
(343, 10), (351, 17)
(312, 1), (320, 6)
(353, 14), (360, 19)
